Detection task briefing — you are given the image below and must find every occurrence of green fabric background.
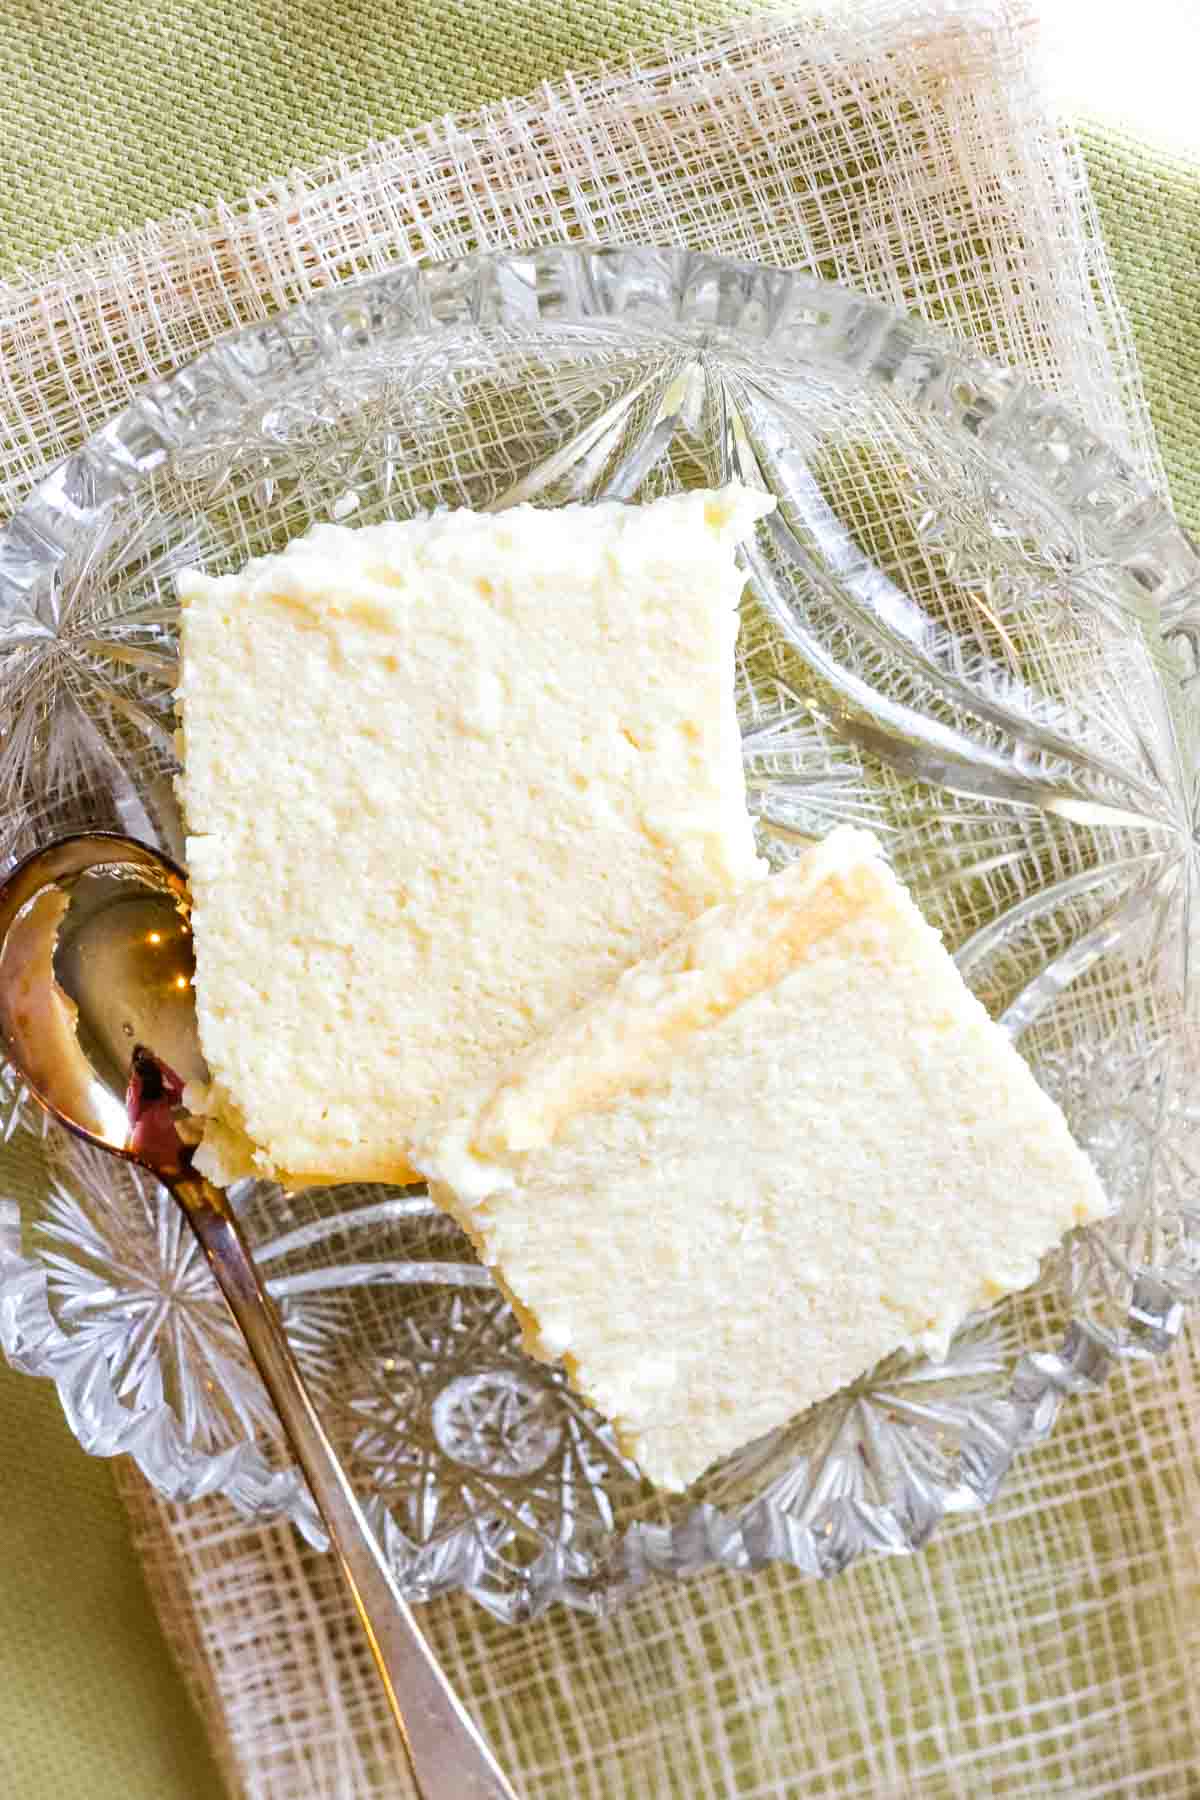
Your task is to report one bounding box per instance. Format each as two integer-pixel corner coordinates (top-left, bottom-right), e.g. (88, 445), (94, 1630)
(0, 1363), (222, 1796)
(1079, 122), (1200, 537)
(1, 6), (1198, 1798)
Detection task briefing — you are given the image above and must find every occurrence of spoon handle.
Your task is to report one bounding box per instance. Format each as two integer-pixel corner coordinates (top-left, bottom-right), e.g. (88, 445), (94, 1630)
(170, 1172), (519, 1800)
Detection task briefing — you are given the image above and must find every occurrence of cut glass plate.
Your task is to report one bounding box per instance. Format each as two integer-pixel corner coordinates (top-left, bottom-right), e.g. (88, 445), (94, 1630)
(2, 247), (1199, 1620)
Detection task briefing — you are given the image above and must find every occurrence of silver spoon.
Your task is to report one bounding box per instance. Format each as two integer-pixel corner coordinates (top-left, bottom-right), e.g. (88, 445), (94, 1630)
(0, 832), (518, 1800)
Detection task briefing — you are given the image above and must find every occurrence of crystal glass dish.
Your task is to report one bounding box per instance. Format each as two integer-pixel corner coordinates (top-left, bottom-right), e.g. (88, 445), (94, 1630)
(2, 246), (1200, 1622)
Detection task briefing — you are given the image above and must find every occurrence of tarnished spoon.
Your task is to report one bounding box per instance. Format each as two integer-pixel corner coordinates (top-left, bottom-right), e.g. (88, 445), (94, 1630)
(0, 832), (518, 1800)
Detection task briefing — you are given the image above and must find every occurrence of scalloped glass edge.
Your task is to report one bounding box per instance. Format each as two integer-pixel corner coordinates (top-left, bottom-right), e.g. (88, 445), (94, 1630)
(1, 247), (1199, 1619)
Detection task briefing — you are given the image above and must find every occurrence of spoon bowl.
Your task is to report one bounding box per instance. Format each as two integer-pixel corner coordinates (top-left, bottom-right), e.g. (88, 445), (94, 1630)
(0, 835), (199, 1158)
(0, 832), (518, 1800)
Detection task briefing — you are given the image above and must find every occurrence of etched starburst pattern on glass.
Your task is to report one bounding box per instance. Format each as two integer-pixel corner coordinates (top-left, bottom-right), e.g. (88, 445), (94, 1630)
(2, 248), (1199, 1619)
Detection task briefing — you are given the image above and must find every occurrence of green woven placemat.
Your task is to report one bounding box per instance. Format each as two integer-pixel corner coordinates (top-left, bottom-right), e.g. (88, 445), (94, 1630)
(0, 1360), (222, 1798)
(1081, 121), (1200, 537)
(2, 7), (1198, 1799)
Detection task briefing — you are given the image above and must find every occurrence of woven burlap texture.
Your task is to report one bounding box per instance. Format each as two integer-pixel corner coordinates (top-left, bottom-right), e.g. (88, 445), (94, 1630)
(4, 2), (1198, 1794)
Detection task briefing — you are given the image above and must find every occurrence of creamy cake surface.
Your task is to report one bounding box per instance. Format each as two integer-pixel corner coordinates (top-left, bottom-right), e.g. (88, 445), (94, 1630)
(176, 487), (771, 1184)
(417, 827), (1108, 1491)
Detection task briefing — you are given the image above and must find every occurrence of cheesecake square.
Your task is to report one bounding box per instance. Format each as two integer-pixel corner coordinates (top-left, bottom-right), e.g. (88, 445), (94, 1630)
(417, 827), (1108, 1490)
(176, 487), (771, 1183)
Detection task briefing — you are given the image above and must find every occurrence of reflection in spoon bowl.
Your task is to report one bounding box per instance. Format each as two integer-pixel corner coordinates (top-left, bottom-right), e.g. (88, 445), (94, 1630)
(0, 838), (195, 1153)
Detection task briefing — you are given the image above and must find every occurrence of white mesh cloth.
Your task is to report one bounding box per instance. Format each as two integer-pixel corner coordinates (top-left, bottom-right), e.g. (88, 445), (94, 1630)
(5, 1), (1198, 1793)
(118, 1291), (1200, 1797)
